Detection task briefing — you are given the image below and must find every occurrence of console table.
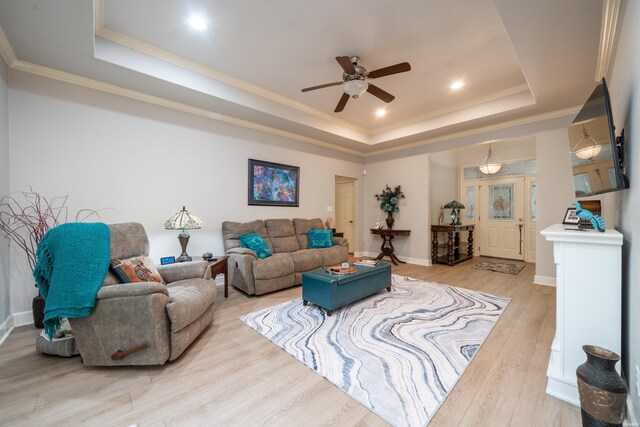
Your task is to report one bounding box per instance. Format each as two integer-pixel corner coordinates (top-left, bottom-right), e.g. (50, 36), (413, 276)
(431, 224), (474, 266)
(541, 224), (622, 406)
(370, 229), (411, 265)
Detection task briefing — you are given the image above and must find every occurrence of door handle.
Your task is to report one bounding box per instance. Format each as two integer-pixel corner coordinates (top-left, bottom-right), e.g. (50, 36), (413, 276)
(518, 223), (523, 255)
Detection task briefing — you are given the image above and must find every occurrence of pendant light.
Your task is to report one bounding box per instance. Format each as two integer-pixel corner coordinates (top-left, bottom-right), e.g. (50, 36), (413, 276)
(479, 144), (503, 175)
(573, 125), (602, 160)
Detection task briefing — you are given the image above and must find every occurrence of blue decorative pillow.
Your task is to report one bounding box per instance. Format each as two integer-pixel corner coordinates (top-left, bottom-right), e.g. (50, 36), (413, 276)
(239, 232), (272, 259)
(308, 229), (333, 249)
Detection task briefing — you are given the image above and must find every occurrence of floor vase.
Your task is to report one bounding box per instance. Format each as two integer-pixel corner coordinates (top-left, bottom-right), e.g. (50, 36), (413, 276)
(576, 345), (627, 427)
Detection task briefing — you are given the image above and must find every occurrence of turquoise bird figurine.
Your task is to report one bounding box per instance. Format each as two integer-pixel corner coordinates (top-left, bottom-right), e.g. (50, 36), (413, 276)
(575, 201), (605, 232)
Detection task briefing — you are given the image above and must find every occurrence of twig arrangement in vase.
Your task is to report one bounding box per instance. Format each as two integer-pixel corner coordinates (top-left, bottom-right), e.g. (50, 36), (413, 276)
(0, 187), (101, 327)
(374, 185), (405, 229)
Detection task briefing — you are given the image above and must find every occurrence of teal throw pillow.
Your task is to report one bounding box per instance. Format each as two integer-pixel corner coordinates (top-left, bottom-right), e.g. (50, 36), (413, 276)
(308, 229), (333, 249)
(239, 232), (272, 259)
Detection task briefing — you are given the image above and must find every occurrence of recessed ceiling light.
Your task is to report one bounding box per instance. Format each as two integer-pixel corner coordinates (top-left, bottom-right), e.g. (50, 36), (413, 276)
(187, 15), (208, 31)
(450, 80), (465, 90)
(375, 109), (386, 117)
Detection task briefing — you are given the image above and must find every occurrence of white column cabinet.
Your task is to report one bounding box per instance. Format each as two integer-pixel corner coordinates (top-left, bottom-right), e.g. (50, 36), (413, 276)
(541, 224), (623, 405)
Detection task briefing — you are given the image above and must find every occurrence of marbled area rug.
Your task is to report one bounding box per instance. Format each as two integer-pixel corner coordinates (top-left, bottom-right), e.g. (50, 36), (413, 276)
(240, 274), (510, 427)
(472, 261), (525, 275)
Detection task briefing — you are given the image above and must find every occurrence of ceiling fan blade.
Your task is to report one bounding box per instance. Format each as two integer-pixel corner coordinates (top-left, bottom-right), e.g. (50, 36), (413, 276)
(367, 62), (411, 79)
(335, 93), (350, 112)
(301, 81), (343, 92)
(367, 84), (395, 103)
(335, 56), (356, 75)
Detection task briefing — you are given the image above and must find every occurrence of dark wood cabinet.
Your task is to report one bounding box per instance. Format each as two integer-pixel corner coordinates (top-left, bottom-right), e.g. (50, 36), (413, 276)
(431, 224), (474, 266)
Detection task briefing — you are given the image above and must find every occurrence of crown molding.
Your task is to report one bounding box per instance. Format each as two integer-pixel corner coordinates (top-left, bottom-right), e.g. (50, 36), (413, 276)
(10, 59), (364, 156)
(95, 26), (370, 136)
(0, 24), (17, 67)
(364, 105), (581, 157)
(594, 0), (621, 82)
(371, 84), (531, 134)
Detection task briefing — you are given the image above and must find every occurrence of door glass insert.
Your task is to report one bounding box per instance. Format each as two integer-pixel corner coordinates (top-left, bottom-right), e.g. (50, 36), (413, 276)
(466, 186), (475, 219)
(530, 183), (537, 220)
(573, 173), (592, 196)
(489, 184), (514, 220)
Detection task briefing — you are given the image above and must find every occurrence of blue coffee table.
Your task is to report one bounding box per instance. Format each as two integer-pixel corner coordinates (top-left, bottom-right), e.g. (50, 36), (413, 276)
(302, 262), (392, 315)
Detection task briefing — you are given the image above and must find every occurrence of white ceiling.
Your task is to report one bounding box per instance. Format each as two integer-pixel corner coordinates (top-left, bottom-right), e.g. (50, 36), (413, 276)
(0, 0), (609, 155)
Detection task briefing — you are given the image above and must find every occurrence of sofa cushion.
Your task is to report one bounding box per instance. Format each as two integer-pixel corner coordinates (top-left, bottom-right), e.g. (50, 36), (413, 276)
(240, 233), (273, 259)
(166, 278), (216, 332)
(292, 218), (325, 248)
(308, 229), (333, 248)
(222, 220), (273, 252)
(253, 253), (294, 280)
(318, 245), (349, 266)
(290, 249), (324, 272)
(110, 255), (165, 284)
(265, 219), (300, 253)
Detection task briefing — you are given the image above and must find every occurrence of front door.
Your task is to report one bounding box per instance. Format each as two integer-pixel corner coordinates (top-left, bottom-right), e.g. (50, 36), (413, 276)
(479, 177), (525, 260)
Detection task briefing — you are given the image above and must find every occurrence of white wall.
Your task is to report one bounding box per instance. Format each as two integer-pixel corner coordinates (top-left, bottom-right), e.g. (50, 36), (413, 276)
(362, 153), (430, 265)
(535, 129), (575, 280)
(429, 151), (458, 225)
(0, 59), (10, 336)
(608, 0), (640, 417)
(7, 71), (365, 314)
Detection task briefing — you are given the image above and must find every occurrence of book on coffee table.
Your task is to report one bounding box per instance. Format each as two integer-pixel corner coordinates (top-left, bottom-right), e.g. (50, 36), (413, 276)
(354, 259), (378, 267)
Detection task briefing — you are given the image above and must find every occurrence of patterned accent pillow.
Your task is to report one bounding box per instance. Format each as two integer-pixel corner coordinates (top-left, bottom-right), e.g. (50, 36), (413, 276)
(239, 232), (273, 259)
(110, 255), (165, 284)
(308, 229), (333, 249)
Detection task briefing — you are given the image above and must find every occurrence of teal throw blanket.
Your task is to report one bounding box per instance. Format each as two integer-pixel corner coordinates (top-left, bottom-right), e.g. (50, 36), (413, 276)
(33, 222), (111, 338)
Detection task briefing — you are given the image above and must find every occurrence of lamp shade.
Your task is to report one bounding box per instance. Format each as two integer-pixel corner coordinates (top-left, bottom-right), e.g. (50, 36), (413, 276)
(343, 80), (368, 98)
(572, 125), (602, 160)
(443, 200), (465, 210)
(478, 144), (503, 175)
(164, 206), (202, 231)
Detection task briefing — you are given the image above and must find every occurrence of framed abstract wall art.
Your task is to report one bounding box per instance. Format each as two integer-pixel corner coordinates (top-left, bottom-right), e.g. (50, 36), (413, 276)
(248, 159), (300, 206)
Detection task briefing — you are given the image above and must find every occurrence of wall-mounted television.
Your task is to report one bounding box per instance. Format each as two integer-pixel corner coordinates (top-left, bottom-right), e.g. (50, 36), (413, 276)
(568, 78), (628, 197)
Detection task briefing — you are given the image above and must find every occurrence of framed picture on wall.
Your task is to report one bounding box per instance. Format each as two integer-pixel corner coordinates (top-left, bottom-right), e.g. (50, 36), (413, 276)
(562, 207), (580, 225)
(248, 159), (300, 206)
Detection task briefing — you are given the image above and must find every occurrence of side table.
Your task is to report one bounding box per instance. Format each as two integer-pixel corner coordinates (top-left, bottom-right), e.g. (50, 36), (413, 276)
(430, 224), (474, 266)
(209, 256), (229, 298)
(370, 228), (411, 265)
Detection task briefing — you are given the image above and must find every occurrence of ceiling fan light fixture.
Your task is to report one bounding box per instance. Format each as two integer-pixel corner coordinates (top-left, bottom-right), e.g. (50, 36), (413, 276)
(573, 125), (602, 160)
(343, 80), (368, 98)
(478, 143), (503, 175)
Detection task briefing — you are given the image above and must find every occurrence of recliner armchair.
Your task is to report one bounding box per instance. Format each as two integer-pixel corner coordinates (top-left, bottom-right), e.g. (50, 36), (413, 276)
(70, 222), (216, 366)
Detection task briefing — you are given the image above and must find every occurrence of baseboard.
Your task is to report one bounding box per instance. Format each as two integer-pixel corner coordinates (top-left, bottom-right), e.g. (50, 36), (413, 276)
(352, 252), (430, 266)
(534, 275), (556, 287)
(12, 310), (33, 327)
(624, 393), (638, 427)
(0, 315), (13, 346)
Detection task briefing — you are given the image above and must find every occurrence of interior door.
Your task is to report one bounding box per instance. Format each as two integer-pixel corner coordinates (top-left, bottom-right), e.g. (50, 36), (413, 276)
(479, 177), (525, 260)
(525, 178), (537, 263)
(335, 181), (355, 253)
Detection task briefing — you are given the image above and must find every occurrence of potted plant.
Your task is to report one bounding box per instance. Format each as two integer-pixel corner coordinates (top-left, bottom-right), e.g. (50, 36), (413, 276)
(374, 185), (405, 229)
(0, 187), (99, 328)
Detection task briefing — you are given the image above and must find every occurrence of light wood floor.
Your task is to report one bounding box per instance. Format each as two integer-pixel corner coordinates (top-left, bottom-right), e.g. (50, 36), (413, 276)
(0, 259), (581, 426)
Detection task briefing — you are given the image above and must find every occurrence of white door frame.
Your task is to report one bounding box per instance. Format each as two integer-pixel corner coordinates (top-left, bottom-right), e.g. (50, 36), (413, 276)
(458, 161), (536, 262)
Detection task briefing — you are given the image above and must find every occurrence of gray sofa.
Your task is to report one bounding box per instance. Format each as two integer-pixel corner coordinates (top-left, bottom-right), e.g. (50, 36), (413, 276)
(70, 222), (216, 366)
(222, 218), (349, 295)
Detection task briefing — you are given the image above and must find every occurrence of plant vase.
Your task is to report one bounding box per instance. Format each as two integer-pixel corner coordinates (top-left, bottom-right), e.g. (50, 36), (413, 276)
(576, 345), (627, 427)
(386, 212), (395, 229)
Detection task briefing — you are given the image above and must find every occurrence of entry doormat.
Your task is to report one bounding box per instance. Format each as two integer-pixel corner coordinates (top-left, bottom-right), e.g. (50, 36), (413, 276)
(240, 274), (510, 427)
(472, 261), (525, 275)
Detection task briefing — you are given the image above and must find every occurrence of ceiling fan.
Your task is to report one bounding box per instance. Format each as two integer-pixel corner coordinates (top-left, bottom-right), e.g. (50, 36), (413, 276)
(301, 56), (411, 113)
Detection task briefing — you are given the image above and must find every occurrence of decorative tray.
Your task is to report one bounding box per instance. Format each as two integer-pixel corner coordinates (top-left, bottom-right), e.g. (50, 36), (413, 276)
(325, 265), (358, 275)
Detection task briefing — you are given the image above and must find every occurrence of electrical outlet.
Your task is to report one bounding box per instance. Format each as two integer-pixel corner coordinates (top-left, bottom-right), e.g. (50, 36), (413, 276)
(635, 365), (640, 397)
